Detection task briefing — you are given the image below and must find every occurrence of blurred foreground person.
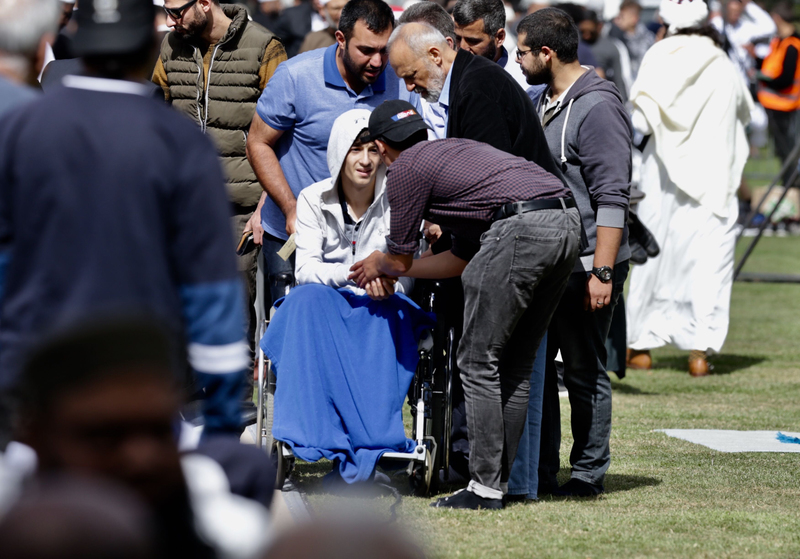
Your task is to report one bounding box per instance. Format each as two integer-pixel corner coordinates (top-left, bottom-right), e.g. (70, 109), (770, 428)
(11, 316), (271, 558)
(265, 520), (425, 559)
(0, 477), (154, 559)
(0, 0), (249, 443)
(626, 0), (752, 376)
(0, 0), (59, 117)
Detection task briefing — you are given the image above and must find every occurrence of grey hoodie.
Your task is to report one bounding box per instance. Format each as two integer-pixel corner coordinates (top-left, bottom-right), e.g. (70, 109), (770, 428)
(533, 70), (632, 272)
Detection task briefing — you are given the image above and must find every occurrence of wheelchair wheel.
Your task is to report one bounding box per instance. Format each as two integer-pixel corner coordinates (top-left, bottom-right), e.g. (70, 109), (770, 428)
(427, 326), (455, 492)
(441, 327), (455, 477)
(410, 445), (433, 497)
(274, 441), (294, 490)
(255, 327), (275, 451)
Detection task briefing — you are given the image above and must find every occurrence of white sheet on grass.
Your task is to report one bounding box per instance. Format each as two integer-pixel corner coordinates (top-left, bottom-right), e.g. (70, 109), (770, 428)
(655, 429), (800, 453)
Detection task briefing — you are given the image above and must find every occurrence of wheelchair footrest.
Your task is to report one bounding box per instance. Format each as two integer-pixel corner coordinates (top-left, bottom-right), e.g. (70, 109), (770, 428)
(381, 445), (427, 463)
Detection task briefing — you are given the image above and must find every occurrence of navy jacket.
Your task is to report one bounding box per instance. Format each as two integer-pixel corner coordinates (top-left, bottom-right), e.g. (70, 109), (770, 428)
(0, 76), (248, 435)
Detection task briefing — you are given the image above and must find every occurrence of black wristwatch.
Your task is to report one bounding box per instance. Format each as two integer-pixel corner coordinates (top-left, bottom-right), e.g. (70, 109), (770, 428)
(592, 266), (613, 283)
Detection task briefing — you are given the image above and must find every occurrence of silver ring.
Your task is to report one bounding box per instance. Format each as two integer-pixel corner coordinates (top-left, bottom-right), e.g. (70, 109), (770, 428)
(597, 301), (604, 306)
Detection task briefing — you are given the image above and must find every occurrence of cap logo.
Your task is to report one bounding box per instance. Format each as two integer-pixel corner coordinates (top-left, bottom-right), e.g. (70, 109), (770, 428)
(391, 110), (417, 121)
(93, 0), (121, 24)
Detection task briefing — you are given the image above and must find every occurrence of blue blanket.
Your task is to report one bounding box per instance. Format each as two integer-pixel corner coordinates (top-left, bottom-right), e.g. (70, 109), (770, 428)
(261, 284), (436, 483)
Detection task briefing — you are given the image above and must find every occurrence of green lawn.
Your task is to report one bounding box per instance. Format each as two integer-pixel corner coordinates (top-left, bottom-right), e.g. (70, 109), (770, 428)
(293, 237), (800, 558)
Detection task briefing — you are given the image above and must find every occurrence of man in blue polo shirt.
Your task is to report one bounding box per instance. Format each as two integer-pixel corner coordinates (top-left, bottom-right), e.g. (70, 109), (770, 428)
(245, 0), (409, 304)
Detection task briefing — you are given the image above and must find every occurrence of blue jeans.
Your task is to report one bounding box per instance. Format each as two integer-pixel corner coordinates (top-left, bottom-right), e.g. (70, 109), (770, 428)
(507, 333), (546, 499)
(261, 233), (296, 306)
(539, 262), (630, 489)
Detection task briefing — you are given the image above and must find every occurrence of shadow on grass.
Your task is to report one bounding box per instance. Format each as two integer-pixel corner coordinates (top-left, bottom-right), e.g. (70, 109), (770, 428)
(652, 354), (766, 375)
(604, 473), (662, 494)
(539, 473), (661, 500)
(289, 460), (413, 500)
(288, 460), (331, 495)
(610, 380), (658, 395)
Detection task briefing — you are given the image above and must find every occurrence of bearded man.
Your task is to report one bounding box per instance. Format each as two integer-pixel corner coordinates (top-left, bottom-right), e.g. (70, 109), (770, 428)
(245, 0), (410, 308)
(152, 0), (287, 396)
(388, 22), (559, 175)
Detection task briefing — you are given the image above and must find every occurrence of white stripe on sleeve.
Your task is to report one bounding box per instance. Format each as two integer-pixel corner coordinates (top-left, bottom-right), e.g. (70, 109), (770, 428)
(188, 341), (250, 374)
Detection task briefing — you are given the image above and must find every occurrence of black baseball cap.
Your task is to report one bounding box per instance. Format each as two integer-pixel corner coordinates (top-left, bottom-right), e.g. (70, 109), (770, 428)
(367, 100), (431, 143)
(73, 0), (155, 57)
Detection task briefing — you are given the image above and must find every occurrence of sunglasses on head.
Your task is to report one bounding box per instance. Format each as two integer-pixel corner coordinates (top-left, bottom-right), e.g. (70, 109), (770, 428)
(163, 0), (198, 20)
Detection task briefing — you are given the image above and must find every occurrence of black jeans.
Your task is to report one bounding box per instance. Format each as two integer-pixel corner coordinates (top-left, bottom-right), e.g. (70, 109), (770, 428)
(539, 261), (629, 489)
(766, 108), (799, 187)
(457, 208), (581, 496)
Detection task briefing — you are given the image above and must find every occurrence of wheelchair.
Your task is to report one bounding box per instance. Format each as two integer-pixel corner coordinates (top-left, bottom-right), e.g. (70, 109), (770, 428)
(253, 264), (458, 496)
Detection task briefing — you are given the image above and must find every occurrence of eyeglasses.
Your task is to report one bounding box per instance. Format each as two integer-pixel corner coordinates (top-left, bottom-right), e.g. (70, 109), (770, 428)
(515, 47), (533, 61)
(163, 0), (198, 20)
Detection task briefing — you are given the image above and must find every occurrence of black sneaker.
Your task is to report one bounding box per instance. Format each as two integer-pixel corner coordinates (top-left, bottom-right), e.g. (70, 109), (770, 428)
(554, 478), (604, 497)
(431, 488), (503, 510)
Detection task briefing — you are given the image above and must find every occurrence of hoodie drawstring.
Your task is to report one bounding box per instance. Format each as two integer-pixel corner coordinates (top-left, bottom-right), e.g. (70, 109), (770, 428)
(560, 98), (575, 166)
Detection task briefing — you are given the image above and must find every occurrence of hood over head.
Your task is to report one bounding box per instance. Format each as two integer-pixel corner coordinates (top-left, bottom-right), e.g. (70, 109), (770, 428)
(326, 109), (375, 188)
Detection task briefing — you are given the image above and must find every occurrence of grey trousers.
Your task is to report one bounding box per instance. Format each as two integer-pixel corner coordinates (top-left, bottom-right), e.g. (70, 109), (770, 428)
(539, 262), (629, 489)
(457, 207), (581, 495)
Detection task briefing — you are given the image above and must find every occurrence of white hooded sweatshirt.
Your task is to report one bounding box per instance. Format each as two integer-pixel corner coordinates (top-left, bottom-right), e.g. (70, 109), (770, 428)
(294, 109), (413, 295)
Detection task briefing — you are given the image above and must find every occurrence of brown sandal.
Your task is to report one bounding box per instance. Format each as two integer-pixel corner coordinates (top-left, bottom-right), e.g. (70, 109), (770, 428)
(626, 348), (652, 370)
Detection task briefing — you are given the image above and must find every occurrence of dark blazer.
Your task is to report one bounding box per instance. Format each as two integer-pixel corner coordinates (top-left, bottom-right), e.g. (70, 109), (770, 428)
(446, 49), (562, 180)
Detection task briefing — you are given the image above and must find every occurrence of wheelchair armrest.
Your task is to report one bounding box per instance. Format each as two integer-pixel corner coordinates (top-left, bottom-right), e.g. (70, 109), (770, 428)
(269, 272), (295, 297)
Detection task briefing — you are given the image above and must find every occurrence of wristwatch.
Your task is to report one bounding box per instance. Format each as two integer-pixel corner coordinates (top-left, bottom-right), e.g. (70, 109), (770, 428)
(592, 266), (613, 283)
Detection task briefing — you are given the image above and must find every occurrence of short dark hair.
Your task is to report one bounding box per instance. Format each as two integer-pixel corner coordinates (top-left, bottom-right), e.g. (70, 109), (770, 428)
(554, 3), (587, 24)
(82, 42), (155, 80)
(354, 127), (372, 146)
(772, 1), (795, 23)
(381, 129), (428, 152)
(338, 0), (396, 42)
(619, 0), (642, 14)
(672, 23), (724, 48)
(517, 7), (579, 64)
(583, 9), (599, 24)
(452, 0), (505, 36)
(399, 2), (456, 45)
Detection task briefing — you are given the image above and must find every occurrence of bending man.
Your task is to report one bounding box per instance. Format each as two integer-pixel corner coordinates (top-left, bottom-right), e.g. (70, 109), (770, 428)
(350, 100), (581, 509)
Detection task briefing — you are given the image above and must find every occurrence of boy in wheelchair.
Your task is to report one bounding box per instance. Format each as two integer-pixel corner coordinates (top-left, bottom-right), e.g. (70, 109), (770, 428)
(260, 110), (436, 485)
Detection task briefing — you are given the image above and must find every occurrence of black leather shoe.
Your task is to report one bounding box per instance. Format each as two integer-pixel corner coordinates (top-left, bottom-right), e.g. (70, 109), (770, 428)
(431, 489), (503, 510)
(554, 478), (604, 497)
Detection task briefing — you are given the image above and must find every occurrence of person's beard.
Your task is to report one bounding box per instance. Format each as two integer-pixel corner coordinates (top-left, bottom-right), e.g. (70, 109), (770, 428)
(481, 40), (498, 62)
(524, 60), (552, 86)
(416, 61), (447, 103)
(176, 8), (208, 39)
(342, 42), (383, 85)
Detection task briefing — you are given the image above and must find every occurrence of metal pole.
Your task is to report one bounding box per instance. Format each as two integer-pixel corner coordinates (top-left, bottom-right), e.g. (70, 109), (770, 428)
(737, 140), (800, 242)
(735, 158), (800, 280)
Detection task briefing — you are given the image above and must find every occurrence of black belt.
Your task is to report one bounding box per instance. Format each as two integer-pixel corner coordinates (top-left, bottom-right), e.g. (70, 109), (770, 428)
(492, 197), (576, 222)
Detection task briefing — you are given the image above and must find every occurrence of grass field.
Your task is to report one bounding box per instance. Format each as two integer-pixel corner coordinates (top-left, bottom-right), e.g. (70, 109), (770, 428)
(293, 237), (800, 558)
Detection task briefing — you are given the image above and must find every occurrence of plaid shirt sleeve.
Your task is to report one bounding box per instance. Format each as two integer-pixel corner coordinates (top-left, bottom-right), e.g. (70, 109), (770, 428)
(386, 162), (431, 255)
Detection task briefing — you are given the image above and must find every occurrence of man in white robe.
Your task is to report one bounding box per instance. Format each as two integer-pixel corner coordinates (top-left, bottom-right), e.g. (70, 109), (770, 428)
(625, 0), (753, 376)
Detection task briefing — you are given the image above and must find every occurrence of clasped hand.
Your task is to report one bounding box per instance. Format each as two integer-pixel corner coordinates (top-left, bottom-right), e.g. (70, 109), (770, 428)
(350, 251), (397, 301)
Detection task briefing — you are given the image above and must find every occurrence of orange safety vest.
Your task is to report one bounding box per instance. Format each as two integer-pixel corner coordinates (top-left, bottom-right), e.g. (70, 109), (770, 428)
(758, 36), (800, 112)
